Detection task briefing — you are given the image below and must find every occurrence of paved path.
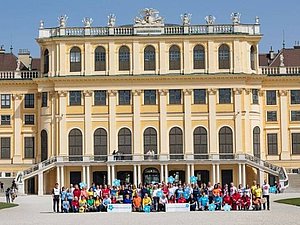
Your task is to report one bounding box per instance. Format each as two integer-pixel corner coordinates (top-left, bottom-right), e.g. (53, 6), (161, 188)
(0, 193), (299, 225)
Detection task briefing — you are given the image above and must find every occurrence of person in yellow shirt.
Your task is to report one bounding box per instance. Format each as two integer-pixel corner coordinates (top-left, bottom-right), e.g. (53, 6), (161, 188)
(251, 180), (257, 196)
(255, 184), (262, 199)
(142, 193), (152, 210)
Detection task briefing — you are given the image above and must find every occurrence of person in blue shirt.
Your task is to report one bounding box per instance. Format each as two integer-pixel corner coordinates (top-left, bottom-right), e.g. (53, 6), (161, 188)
(62, 197), (70, 213)
(123, 194), (132, 204)
(198, 192), (209, 211)
(66, 188), (73, 212)
(176, 185), (184, 200)
(214, 193), (222, 210)
(60, 187), (67, 212)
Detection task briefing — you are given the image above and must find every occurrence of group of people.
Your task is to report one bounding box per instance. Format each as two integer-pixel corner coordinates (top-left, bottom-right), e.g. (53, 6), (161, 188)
(52, 179), (272, 213)
(4, 180), (18, 203)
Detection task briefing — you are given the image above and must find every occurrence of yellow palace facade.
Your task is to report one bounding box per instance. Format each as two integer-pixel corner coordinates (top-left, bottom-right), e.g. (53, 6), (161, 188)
(1, 10), (298, 195)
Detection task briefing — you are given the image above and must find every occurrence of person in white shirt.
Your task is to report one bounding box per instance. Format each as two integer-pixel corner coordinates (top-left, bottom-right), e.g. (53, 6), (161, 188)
(229, 182), (237, 197)
(52, 183), (60, 213)
(262, 180), (270, 210)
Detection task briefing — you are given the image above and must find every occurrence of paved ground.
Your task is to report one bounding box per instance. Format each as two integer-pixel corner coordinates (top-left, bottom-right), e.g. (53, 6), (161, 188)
(0, 193), (299, 225)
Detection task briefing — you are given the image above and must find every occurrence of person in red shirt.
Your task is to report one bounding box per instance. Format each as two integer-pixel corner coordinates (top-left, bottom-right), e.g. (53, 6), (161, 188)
(102, 185), (110, 198)
(73, 184), (81, 199)
(168, 195), (176, 203)
(223, 193), (232, 206)
(162, 184), (169, 196)
(240, 192), (250, 210)
(71, 196), (79, 213)
(177, 194), (187, 203)
(111, 196), (117, 204)
(231, 190), (241, 210)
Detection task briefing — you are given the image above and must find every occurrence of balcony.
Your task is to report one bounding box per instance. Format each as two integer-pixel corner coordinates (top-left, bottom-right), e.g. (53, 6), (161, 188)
(0, 71), (40, 80)
(261, 66), (300, 75)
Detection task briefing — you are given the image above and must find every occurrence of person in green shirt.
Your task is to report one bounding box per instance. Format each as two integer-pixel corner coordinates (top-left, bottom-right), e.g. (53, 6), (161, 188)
(86, 195), (95, 212)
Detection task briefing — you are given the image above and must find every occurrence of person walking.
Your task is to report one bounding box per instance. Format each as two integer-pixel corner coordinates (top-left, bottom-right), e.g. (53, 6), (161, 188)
(262, 180), (270, 210)
(5, 188), (10, 203)
(52, 183), (60, 213)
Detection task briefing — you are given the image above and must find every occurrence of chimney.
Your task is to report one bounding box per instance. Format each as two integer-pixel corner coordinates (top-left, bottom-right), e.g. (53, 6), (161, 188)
(18, 49), (31, 69)
(269, 46), (275, 60)
(294, 41), (300, 49)
(0, 45), (5, 54)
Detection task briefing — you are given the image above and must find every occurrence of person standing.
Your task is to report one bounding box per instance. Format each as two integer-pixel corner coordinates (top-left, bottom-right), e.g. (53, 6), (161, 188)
(52, 183), (60, 213)
(262, 180), (270, 210)
(5, 188), (10, 203)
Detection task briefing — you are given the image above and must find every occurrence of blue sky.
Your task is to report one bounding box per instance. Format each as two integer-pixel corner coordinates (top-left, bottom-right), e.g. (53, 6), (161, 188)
(1, 0), (300, 57)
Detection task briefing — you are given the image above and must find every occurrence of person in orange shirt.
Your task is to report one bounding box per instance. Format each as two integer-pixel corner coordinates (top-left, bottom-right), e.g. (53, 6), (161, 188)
(212, 184), (220, 197)
(133, 194), (142, 212)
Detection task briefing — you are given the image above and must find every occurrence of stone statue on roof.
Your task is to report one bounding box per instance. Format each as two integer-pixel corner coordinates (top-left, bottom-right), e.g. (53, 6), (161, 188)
(108, 14), (116, 27)
(134, 8), (164, 26)
(205, 15), (216, 25)
(58, 15), (68, 28)
(181, 13), (192, 26)
(82, 17), (93, 27)
(280, 54), (285, 67)
(39, 20), (44, 29)
(231, 12), (241, 24)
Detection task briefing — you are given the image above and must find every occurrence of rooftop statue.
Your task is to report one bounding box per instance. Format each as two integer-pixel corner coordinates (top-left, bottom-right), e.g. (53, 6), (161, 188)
(58, 15), (68, 28)
(108, 14), (116, 27)
(181, 13), (192, 26)
(231, 12), (241, 24)
(280, 54), (285, 67)
(205, 15), (216, 25)
(134, 8), (164, 26)
(255, 16), (260, 24)
(39, 20), (44, 29)
(82, 17), (93, 27)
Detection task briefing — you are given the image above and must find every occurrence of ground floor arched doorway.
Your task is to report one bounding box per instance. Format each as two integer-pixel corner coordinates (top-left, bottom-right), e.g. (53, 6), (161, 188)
(194, 170), (210, 185)
(93, 171), (108, 186)
(143, 167), (160, 184)
(117, 171), (133, 185)
(169, 170), (185, 183)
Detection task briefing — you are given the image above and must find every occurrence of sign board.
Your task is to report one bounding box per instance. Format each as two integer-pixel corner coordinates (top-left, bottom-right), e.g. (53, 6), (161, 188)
(107, 204), (132, 213)
(165, 203), (190, 212)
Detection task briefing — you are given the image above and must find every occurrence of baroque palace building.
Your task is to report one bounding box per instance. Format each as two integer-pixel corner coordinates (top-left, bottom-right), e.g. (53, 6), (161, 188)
(1, 9), (299, 195)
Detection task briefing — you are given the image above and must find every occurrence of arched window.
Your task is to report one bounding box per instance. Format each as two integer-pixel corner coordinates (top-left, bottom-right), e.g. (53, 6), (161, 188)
(118, 128), (132, 160)
(69, 128), (83, 161)
(94, 128), (107, 161)
(70, 47), (81, 72)
(143, 128), (157, 159)
(119, 46), (130, 71)
(218, 44), (230, 69)
(95, 46), (106, 71)
(43, 49), (49, 74)
(250, 46), (256, 70)
(41, 130), (48, 161)
(169, 127), (183, 159)
(253, 126), (260, 158)
(169, 45), (181, 70)
(193, 45), (205, 69)
(219, 126), (233, 159)
(144, 45), (156, 71)
(193, 127), (208, 159)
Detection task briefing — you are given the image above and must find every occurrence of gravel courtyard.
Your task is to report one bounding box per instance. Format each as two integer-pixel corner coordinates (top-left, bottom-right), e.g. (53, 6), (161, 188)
(0, 193), (299, 225)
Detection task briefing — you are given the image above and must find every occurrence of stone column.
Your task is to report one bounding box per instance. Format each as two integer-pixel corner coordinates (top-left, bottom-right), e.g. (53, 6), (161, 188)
(108, 90), (117, 155)
(258, 169), (264, 186)
(133, 165), (137, 186)
(82, 166), (86, 183)
(13, 94), (23, 163)
(242, 164), (246, 187)
(208, 89), (217, 156)
(216, 164), (220, 183)
(160, 164), (164, 183)
(279, 90), (289, 159)
(137, 165), (142, 185)
(38, 172), (44, 196)
(86, 165), (90, 188)
(187, 164), (191, 182)
(183, 89), (193, 159)
(107, 165), (111, 186)
(111, 165), (115, 182)
(212, 164), (216, 184)
(159, 90), (168, 160)
(84, 91), (93, 156)
(238, 163), (242, 185)
(164, 164), (168, 183)
(58, 91), (67, 156)
(234, 88), (243, 154)
(191, 164), (195, 177)
(56, 166), (60, 185)
(133, 90), (142, 160)
(60, 166), (65, 187)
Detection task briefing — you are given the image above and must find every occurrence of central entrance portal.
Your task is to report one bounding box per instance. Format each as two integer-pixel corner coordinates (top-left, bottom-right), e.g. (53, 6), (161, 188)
(143, 168), (160, 184)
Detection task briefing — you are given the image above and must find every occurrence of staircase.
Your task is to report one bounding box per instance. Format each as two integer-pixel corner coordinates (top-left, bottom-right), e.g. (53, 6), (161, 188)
(285, 174), (300, 193)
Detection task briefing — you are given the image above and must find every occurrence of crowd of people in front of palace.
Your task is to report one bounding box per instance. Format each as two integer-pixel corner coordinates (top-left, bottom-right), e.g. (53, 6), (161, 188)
(52, 178), (281, 213)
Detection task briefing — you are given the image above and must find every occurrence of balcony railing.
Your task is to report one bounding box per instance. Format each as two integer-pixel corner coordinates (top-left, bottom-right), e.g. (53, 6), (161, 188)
(39, 23), (260, 38)
(261, 66), (300, 75)
(0, 71), (40, 80)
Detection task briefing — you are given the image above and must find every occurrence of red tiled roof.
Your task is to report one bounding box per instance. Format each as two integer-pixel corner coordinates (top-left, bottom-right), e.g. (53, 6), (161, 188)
(269, 48), (300, 67)
(31, 58), (40, 71)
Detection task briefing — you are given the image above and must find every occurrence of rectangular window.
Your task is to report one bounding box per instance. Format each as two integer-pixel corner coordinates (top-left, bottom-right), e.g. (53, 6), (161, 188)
(94, 90), (107, 106)
(144, 90), (156, 105)
(169, 89), (181, 104)
(267, 111), (277, 122)
(292, 133), (300, 154)
(291, 90), (300, 104)
(42, 92), (48, 107)
(267, 133), (278, 155)
(1, 115), (10, 125)
(118, 90), (131, 105)
(24, 115), (35, 125)
(1, 94), (11, 109)
(266, 90), (277, 105)
(194, 89), (206, 104)
(252, 89), (259, 104)
(219, 88), (231, 104)
(291, 111), (300, 121)
(1, 137), (10, 159)
(24, 94), (35, 108)
(69, 91), (81, 106)
(24, 137), (35, 158)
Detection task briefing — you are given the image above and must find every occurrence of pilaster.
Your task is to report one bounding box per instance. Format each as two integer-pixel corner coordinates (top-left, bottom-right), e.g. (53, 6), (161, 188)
(234, 88), (243, 154)
(13, 94), (23, 163)
(108, 90), (117, 154)
(159, 89), (168, 158)
(183, 89), (193, 157)
(279, 90), (289, 159)
(208, 89), (217, 154)
(58, 91), (67, 156)
(133, 90), (142, 157)
(84, 90), (93, 156)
